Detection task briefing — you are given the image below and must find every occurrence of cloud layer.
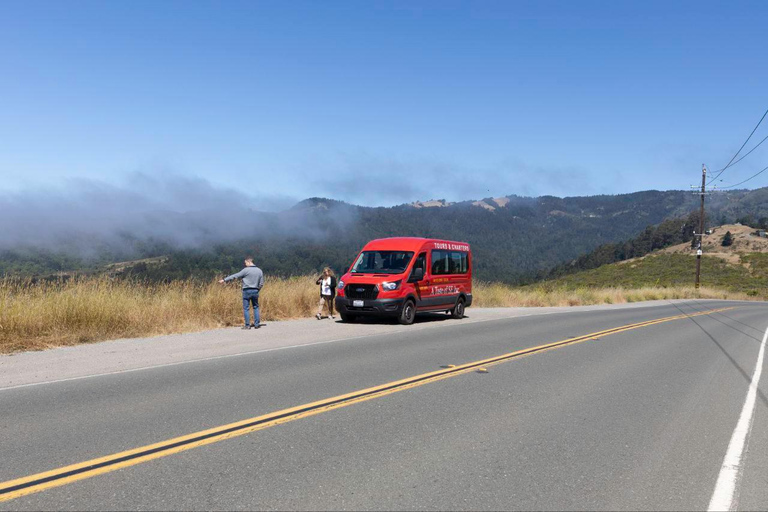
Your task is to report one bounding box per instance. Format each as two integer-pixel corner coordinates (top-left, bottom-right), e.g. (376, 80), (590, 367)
(0, 173), (298, 255)
(0, 161), (626, 257)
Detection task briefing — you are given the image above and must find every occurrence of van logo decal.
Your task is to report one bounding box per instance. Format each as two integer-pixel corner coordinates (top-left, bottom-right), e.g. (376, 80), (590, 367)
(356, 288), (365, 293)
(432, 285), (459, 295)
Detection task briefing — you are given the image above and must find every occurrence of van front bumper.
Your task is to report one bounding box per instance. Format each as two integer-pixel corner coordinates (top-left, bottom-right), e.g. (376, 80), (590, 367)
(335, 297), (405, 317)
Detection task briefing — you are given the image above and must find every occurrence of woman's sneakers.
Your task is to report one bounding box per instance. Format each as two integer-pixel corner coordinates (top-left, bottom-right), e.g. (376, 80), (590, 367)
(316, 313), (322, 320)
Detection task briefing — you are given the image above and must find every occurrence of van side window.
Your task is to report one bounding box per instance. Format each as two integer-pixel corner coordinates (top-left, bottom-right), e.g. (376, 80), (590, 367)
(431, 250), (468, 275)
(431, 250), (445, 275)
(411, 252), (426, 277)
(415, 253), (426, 270)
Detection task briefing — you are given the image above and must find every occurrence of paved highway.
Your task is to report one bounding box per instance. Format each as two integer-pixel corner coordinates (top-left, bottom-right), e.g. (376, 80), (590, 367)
(1, 300), (766, 510)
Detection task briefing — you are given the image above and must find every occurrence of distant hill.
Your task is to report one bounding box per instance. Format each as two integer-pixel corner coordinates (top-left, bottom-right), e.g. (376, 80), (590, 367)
(2, 188), (768, 283)
(658, 223), (768, 258)
(543, 224), (768, 296)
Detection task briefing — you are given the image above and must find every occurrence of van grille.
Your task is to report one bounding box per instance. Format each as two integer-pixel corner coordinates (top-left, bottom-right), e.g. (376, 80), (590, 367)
(345, 284), (379, 300)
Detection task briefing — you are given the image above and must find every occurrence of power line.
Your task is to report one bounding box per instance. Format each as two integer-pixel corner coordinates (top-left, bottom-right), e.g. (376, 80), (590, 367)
(717, 164), (768, 189)
(692, 107), (768, 293)
(714, 133), (768, 173)
(707, 107), (768, 185)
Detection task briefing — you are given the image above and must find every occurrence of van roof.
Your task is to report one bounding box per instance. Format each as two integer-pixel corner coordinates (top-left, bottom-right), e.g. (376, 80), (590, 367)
(362, 237), (470, 252)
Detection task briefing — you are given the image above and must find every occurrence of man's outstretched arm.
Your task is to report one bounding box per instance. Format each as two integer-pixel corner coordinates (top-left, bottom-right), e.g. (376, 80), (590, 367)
(220, 269), (246, 283)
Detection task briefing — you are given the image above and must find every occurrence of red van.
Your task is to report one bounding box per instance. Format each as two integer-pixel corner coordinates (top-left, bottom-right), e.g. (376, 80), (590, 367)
(335, 237), (472, 325)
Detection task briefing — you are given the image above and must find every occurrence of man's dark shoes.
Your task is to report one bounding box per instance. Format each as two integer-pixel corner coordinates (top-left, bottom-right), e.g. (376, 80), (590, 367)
(241, 325), (251, 330)
(252, 324), (261, 329)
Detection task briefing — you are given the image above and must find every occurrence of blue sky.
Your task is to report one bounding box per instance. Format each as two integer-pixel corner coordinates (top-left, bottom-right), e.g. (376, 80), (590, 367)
(1, 0), (767, 208)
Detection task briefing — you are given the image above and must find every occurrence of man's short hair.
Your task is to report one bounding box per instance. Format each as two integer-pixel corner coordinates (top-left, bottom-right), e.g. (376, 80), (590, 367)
(245, 256), (254, 262)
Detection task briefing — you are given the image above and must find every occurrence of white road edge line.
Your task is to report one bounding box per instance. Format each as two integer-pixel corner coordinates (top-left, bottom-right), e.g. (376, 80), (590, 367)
(0, 300), (740, 392)
(708, 322), (768, 511)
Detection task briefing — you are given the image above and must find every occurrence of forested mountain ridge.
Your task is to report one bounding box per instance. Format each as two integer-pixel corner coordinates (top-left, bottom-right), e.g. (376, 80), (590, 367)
(2, 187), (768, 283)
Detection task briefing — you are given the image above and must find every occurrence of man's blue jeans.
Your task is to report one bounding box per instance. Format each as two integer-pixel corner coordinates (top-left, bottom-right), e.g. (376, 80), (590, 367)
(242, 288), (260, 326)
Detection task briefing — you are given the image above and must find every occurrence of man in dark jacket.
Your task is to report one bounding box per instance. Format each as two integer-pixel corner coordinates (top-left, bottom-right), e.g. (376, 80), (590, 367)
(220, 257), (264, 329)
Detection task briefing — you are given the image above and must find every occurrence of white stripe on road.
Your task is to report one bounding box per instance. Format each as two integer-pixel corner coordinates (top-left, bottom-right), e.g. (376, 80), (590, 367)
(708, 323), (768, 511)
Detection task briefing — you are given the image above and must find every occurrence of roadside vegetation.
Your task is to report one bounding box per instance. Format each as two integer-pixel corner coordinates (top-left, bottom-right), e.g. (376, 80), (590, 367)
(0, 276), (319, 353)
(0, 275), (756, 354)
(476, 282), (751, 308)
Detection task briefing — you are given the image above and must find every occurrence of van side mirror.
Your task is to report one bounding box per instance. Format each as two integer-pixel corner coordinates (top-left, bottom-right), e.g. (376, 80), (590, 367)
(409, 267), (424, 283)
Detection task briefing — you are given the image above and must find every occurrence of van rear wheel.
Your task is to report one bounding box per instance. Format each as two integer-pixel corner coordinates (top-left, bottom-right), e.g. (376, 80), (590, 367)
(451, 298), (465, 319)
(399, 300), (416, 325)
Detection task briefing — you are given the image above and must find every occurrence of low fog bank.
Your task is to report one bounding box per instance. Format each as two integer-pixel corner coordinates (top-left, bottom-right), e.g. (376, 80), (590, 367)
(0, 173), (352, 259)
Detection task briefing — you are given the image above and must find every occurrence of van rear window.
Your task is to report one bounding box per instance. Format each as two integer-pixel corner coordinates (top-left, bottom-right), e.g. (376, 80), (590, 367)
(351, 251), (414, 274)
(431, 250), (469, 275)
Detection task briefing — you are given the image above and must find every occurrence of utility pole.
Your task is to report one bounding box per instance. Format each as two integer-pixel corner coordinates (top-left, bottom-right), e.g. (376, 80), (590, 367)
(695, 164), (707, 290)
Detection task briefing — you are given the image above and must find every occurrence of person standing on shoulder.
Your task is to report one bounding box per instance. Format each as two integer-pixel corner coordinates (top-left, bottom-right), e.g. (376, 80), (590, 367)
(315, 267), (337, 320)
(220, 257), (264, 329)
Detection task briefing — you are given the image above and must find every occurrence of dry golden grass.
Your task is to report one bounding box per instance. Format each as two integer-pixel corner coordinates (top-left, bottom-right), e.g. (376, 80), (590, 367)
(472, 281), (752, 308)
(0, 276), (755, 353)
(0, 276), (319, 353)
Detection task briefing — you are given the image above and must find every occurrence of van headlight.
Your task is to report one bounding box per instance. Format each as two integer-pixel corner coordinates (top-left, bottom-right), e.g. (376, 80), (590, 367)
(337, 280), (344, 290)
(381, 280), (401, 291)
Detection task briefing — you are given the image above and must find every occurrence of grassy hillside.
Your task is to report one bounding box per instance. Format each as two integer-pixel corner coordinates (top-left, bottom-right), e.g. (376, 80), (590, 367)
(545, 252), (768, 297)
(540, 223), (768, 297)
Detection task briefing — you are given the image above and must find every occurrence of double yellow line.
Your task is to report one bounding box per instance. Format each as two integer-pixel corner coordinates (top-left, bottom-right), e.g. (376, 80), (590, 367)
(0, 306), (735, 503)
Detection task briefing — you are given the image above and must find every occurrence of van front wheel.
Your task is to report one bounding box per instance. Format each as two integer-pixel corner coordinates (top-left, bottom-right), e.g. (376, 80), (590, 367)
(451, 298), (465, 319)
(399, 300), (416, 325)
(340, 313), (357, 323)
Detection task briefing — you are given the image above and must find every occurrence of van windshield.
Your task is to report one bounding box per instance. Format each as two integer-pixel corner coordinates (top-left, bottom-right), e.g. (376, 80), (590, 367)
(351, 251), (414, 274)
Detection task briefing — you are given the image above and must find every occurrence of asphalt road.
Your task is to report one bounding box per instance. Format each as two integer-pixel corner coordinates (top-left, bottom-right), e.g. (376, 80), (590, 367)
(1, 300), (767, 511)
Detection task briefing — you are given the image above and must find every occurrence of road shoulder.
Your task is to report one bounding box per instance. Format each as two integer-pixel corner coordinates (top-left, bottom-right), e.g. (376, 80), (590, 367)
(0, 300), (745, 390)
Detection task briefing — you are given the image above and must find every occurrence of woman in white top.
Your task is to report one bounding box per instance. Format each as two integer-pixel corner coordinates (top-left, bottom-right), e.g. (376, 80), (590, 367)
(315, 267), (337, 319)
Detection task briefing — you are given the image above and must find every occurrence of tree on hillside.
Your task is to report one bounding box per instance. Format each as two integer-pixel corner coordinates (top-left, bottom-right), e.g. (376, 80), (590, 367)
(722, 231), (734, 247)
